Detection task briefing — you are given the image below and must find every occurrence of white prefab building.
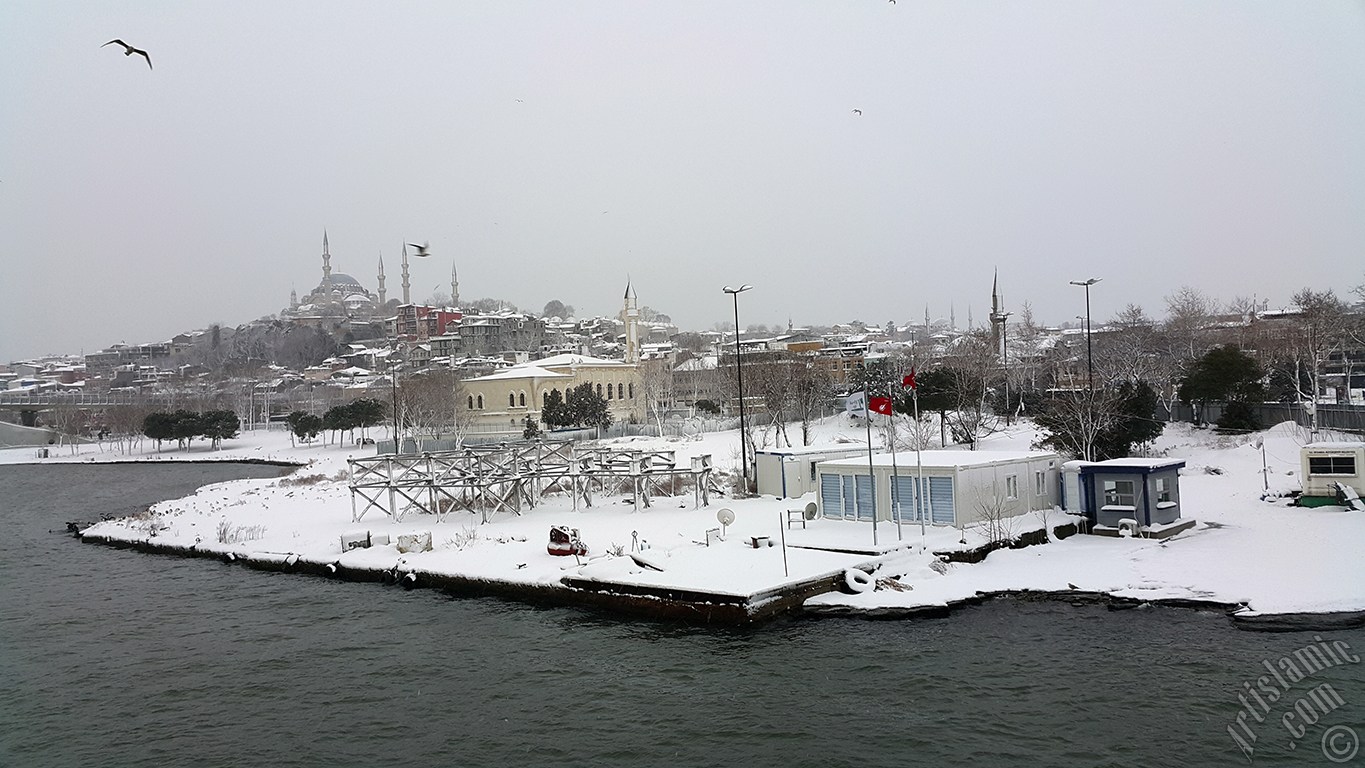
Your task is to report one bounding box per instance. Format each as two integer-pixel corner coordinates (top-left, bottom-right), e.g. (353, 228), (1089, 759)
(1300, 442), (1365, 499)
(815, 450), (1062, 526)
(753, 446), (872, 500)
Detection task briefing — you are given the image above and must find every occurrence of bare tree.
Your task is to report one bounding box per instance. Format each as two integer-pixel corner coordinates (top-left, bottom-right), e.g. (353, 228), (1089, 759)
(790, 359), (834, 446)
(1009, 301), (1045, 397)
(397, 371), (466, 448)
(941, 331), (999, 448)
(1162, 286), (1218, 359)
(1095, 304), (1166, 394)
(974, 493), (1020, 546)
(636, 359), (674, 434)
(1033, 389), (1121, 462)
(105, 403), (150, 454)
(47, 406), (88, 455)
(1287, 288), (1352, 433)
(746, 356), (795, 449)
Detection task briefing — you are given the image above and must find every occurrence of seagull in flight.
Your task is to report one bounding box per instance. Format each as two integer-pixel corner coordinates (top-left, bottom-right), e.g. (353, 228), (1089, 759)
(852, 109), (862, 115)
(102, 39), (152, 70)
(407, 242), (431, 257)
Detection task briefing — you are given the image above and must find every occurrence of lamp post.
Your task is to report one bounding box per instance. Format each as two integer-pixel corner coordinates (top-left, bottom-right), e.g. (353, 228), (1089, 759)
(388, 351), (401, 451)
(1000, 311), (1013, 425)
(723, 284), (753, 488)
(1069, 278), (1101, 394)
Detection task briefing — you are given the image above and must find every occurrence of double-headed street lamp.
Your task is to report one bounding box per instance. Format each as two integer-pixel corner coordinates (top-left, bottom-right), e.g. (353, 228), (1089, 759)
(1069, 278), (1101, 393)
(723, 284), (753, 487)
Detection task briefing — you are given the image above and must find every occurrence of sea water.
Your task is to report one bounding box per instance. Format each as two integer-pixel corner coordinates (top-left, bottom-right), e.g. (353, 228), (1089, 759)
(1, 464), (1361, 768)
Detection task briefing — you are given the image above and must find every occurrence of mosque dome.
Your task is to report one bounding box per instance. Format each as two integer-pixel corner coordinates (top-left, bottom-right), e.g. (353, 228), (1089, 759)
(320, 273), (368, 293)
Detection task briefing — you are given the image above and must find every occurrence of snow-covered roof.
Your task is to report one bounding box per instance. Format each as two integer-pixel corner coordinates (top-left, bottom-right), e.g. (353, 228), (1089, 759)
(533, 353), (631, 369)
(469, 365), (572, 382)
(674, 356), (717, 372)
(820, 450), (1057, 470)
(755, 445), (870, 458)
(1079, 458), (1186, 471)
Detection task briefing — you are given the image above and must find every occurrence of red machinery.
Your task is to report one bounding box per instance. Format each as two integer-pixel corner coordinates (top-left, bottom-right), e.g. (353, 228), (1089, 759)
(547, 525), (588, 557)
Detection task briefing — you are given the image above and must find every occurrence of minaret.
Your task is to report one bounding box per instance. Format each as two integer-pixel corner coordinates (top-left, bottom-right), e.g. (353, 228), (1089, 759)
(321, 230), (333, 308)
(622, 278), (640, 364)
(289, 284), (298, 310)
(376, 253), (387, 305)
(400, 242), (411, 304)
(450, 261), (460, 309)
(989, 268), (1007, 357)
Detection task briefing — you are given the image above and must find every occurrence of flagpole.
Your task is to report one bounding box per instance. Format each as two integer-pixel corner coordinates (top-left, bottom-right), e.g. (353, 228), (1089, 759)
(913, 372), (926, 550)
(889, 381), (902, 541)
(865, 393), (878, 547)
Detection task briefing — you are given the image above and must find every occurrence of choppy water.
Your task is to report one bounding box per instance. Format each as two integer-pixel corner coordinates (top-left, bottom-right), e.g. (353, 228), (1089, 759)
(1, 463), (1361, 768)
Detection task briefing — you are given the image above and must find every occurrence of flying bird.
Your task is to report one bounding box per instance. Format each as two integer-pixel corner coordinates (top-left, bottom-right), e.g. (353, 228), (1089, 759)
(852, 109), (862, 115)
(407, 242), (431, 257)
(102, 39), (152, 70)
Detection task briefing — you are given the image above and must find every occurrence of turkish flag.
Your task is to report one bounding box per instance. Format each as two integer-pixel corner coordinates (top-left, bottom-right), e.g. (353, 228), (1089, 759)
(902, 369), (917, 390)
(869, 397), (893, 416)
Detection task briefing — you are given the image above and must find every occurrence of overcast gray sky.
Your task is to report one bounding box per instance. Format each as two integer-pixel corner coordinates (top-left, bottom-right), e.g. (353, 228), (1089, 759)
(2, 1), (1363, 362)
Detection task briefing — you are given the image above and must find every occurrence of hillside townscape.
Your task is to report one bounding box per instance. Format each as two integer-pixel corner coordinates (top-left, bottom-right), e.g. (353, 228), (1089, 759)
(3, 243), (1364, 456)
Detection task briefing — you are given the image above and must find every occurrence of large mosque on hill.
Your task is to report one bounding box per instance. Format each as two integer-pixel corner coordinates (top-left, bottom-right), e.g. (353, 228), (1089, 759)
(284, 231), (461, 326)
(284, 231), (386, 322)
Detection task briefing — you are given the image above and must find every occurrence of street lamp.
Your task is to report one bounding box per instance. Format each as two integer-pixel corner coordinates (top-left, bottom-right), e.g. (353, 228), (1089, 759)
(723, 284), (753, 488)
(999, 311), (1013, 425)
(1069, 278), (1101, 393)
(388, 351), (402, 451)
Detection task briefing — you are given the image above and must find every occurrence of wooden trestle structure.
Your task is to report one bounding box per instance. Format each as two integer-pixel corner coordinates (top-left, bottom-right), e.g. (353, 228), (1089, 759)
(348, 440), (716, 524)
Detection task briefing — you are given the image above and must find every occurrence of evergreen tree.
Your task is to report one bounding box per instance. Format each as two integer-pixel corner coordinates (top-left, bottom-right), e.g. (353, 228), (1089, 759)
(541, 388), (569, 429)
(1177, 344), (1265, 425)
(286, 411), (323, 444)
(200, 410), (240, 449)
(522, 415), (543, 440)
(348, 398), (387, 438)
(142, 412), (174, 450)
(566, 382), (612, 430)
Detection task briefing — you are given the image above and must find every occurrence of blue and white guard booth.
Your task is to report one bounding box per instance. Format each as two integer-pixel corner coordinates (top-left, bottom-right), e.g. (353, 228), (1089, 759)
(1060, 458), (1193, 537)
(814, 450), (1062, 526)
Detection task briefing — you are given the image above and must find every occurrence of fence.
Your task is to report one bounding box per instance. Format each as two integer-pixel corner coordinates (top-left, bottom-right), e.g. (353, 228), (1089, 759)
(1163, 402), (1365, 436)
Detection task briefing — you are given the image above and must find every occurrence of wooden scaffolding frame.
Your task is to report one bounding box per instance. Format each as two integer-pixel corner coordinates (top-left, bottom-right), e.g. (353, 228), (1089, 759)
(348, 440), (715, 524)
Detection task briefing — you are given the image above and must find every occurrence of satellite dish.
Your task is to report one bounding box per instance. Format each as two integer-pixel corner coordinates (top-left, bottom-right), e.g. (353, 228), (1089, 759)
(803, 502), (818, 521)
(716, 508), (735, 527)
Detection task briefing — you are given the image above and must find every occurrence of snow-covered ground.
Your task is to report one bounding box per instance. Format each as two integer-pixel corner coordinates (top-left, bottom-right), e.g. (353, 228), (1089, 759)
(4, 415), (1362, 619)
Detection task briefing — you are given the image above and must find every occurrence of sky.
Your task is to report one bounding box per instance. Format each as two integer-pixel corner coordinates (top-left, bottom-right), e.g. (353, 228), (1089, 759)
(2, 1), (1363, 362)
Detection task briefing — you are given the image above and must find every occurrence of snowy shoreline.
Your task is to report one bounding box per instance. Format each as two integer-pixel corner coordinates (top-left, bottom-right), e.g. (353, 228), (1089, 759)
(68, 528), (1365, 630)
(10, 416), (1364, 630)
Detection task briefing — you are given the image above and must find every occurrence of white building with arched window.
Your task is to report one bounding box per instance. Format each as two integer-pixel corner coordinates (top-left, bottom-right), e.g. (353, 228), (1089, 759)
(462, 353), (644, 431)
